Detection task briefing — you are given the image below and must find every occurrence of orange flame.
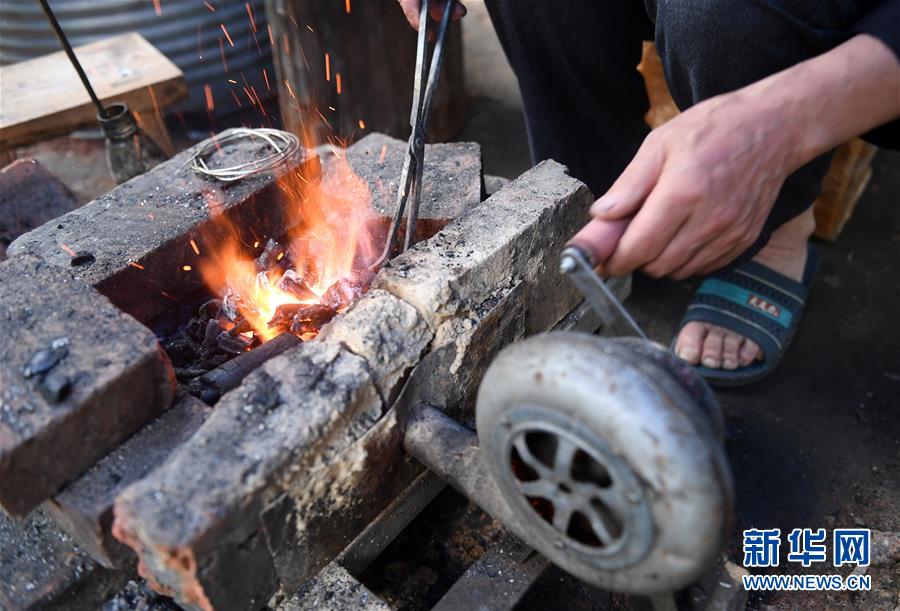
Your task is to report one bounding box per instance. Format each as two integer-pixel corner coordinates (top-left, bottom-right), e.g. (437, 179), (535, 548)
(197, 138), (375, 343)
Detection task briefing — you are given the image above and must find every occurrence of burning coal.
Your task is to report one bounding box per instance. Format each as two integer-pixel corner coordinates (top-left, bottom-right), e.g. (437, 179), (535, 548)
(164, 141), (379, 385)
(200, 149), (377, 342)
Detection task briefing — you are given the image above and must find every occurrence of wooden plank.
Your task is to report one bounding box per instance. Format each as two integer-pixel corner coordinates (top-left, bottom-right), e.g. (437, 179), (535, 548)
(0, 32), (186, 150)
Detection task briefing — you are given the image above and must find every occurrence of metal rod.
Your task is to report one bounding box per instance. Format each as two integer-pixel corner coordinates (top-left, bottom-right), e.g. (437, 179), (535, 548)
(38, 0), (106, 116)
(560, 246), (649, 339)
(402, 403), (520, 529)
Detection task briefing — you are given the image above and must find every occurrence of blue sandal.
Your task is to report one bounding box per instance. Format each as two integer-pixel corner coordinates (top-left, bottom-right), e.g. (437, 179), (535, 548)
(675, 244), (819, 387)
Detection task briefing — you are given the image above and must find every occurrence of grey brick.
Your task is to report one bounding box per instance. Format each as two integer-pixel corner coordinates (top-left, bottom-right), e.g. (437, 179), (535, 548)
(0, 255), (175, 516)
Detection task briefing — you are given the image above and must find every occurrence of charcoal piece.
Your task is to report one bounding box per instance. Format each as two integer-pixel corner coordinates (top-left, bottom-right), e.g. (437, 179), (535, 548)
(255, 239), (281, 273)
(39, 372), (71, 403)
(195, 352), (230, 372)
(174, 367), (211, 381)
(162, 335), (196, 368)
(202, 319), (222, 348)
(22, 341), (69, 378)
(267, 303), (305, 334)
(276, 269), (316, 301)
(290, 304), (337, 335)
(216, 331), (251, 355)
(190, 333), (302, 404)
(322, 278), (361, 310)
(222, 288), (240, 321)
(198, 299), (223, 321)
(227, 317), (252, 335)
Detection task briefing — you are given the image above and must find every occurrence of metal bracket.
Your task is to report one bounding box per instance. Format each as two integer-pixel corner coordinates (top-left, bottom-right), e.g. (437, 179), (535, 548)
(559, 246), (648, 339)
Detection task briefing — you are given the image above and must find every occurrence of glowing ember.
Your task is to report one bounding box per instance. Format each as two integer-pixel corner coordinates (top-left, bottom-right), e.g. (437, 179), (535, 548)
(197, 142), (377, 344)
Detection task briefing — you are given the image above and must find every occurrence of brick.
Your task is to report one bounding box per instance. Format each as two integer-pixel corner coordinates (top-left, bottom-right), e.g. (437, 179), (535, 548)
(113, 340), (382, 611)
(374, 159), (593, 338)
(0, 158), (78, 261)
(110, 160), (595, 609)
(0, 508), (130, 610)
(44, 393), (210, 568)
(322, 133), (483, 245)
(318, 288), (432, 402)
(7, 129), (317, 326)
(0, 255), (175, 516)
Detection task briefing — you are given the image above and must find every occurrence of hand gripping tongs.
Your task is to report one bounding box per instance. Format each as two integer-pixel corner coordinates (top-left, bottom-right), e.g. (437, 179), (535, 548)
(370, 0), (455, 270)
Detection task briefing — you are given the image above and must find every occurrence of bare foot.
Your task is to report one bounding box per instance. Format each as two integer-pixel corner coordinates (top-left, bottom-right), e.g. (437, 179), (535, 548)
(673, 207), (815, 370)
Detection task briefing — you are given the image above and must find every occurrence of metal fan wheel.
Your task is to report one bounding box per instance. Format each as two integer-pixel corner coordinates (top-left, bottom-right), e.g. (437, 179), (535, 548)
(475, 332), (734, 595)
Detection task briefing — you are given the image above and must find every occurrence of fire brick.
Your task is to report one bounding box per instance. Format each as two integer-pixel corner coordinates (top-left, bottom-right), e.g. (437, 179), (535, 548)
(7, 130), (317, 326)
(0, 255), (175, 517)
(325, 133), (483, 244)
(44, 393), (211, 569)
(113, 340), (382, 611)
(374, 160), (594, 336)
(318, 288), (432, 402)
(111, 159), (595, 610)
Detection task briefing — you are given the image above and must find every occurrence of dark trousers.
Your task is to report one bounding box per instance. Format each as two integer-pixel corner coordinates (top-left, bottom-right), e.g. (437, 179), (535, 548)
(484, 1), (866, 256)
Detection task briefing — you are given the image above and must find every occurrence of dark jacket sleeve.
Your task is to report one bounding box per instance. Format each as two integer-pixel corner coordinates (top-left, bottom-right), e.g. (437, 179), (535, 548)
(851, 0), (900, 149)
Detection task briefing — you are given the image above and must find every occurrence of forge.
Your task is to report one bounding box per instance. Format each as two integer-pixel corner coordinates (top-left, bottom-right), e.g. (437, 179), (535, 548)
(1, 128), (617, 610)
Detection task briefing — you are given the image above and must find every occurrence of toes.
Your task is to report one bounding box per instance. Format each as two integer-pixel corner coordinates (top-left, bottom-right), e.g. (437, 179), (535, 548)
(722, 333), (742, 370)
(701, 327), (725, 369)
(739, 338), (762, 366)
(675, 322), (706, 364)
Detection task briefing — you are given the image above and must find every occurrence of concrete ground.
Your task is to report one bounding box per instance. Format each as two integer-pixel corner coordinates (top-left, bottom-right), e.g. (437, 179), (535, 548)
(457, 2), (900, 610)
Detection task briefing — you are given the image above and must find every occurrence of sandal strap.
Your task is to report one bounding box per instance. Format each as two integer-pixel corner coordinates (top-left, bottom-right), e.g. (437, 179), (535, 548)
(682, 263), (810, 361)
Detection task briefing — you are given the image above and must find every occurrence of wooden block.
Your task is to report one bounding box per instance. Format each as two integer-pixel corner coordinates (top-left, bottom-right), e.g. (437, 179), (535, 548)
(813, 138), (877, 241)
(637, 41), (679, 129)
(0, 32), (186, 150)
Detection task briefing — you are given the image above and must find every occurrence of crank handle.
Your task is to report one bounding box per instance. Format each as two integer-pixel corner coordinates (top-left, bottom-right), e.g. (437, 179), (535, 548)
(565, 217), (630, 269)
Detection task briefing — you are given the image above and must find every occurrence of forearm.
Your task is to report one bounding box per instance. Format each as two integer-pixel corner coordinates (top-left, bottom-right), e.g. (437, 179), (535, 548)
(741, 34), (900, 171)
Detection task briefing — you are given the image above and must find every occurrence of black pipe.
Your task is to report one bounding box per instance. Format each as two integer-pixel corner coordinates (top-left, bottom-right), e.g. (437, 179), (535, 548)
(37, 0), (106, 116)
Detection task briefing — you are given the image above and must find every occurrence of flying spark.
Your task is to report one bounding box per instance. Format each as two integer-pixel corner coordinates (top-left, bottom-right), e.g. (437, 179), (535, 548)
(130, 262), (145, 270)
(190, 239), (201, 255)
(204, 84), (214, 112)
(325, 52), (331, 81)
(245, 2), (257, 32)
(220, 24), (235, 47)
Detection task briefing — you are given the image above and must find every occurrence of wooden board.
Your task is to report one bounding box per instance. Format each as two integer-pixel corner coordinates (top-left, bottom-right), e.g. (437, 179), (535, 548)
(0, 32), (186, 150)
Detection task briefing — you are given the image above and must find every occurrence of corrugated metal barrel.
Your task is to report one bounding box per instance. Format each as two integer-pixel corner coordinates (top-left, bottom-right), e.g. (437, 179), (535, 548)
(264, 0), (466, 142)
(0, 0), (273, 116)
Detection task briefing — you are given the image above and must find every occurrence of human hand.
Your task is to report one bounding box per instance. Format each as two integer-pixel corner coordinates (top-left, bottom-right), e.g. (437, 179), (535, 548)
(397, 0), (466, 30)
(587, 90), (802, 280)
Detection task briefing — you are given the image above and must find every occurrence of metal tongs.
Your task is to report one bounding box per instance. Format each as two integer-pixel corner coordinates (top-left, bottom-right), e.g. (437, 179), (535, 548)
(371, 0), (455, 269)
